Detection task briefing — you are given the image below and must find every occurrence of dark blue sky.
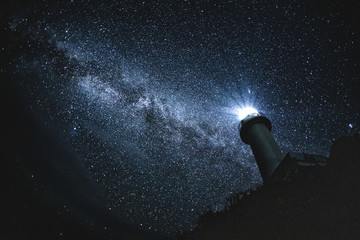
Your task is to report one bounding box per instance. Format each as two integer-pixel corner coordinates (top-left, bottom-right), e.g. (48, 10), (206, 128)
(4, 0), (360, 238)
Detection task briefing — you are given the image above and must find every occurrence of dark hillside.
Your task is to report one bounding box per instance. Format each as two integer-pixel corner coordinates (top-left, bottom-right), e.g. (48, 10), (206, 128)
(182, 135), (360, 240)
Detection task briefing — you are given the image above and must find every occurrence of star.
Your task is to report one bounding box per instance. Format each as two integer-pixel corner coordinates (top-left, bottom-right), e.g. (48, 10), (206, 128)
(5, 0), (360, 238)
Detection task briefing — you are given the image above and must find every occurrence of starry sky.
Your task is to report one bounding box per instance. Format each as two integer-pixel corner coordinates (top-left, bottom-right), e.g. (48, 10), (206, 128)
(3, 0), (360, 238)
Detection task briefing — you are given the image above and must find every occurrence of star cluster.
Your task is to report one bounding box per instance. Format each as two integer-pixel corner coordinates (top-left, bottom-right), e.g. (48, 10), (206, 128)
(5, 0), (359, 237)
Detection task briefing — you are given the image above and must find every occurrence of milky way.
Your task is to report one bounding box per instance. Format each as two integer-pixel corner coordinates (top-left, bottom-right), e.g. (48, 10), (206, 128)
(5, 1), (360, 237)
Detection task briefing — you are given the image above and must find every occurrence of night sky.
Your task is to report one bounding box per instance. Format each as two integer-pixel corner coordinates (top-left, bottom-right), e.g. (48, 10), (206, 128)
(3, 0), (360, 238)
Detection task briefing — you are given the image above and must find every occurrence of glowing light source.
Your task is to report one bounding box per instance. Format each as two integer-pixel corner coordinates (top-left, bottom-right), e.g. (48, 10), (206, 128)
(235, 107), (258, 121)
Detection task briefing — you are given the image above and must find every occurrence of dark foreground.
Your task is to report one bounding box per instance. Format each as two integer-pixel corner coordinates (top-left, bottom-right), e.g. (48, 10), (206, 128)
(181, 135), (360, 240)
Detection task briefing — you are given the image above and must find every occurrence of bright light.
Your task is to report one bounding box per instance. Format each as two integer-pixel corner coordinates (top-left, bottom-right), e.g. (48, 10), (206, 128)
(234, 107), (258, 121)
